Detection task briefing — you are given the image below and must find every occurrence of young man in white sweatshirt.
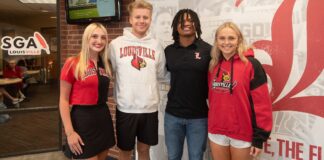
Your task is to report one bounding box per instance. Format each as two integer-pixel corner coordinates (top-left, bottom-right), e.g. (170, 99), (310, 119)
(108, 1), (168, 160)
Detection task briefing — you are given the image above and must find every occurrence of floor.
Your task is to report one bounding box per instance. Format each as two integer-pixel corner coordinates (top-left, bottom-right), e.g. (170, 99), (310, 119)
(0, 151), (118, 160)
(0, 151), (68, 160)
(0, 111), (60, 156)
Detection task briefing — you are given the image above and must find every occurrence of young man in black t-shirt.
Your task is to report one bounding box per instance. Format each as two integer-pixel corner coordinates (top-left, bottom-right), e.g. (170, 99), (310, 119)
(164, 9), (211, 160)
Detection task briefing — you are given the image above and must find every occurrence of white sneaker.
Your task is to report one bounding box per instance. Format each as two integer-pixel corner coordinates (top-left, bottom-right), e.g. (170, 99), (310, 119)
(12, 98), (19, 104)
(0, 114), (11, 123)
(19, 97), (25, 102)
(20, 94), (26, 99)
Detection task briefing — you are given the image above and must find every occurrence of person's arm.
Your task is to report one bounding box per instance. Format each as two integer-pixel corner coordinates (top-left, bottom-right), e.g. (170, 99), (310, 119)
(207, 70), (213, 107)
(156, 44), (170, 83)
(108, 42), (118, 101)
(59, 58), (84, 155)
(59, 80), (73, 136)
(59, 80), (84, 155)
(108, 42), (117, 72)
(17, 66), (24, 78)
(248, 57), (273, 157)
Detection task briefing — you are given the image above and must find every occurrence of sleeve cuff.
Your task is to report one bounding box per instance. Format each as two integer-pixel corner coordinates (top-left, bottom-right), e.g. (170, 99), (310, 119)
(252, 139), (264, 149)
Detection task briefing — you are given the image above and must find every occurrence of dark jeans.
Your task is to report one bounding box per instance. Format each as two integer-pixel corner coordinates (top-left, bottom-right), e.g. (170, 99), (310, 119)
(164, 113), (208, 160)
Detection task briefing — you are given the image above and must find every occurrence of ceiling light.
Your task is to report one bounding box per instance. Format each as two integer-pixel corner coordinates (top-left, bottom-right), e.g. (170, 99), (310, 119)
(19, 0), (56, 4)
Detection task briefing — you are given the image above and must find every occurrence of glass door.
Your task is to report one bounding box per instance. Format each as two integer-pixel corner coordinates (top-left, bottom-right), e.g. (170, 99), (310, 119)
(0, 0), (60, 157)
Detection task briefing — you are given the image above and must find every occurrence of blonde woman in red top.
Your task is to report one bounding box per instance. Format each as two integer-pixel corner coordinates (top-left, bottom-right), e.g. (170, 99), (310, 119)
(208, 22), (272, 160)
(60, 23), (115, 160)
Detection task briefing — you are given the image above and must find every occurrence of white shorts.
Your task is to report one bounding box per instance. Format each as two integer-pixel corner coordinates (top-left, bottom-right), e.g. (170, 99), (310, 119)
(208, 133), (251, 148)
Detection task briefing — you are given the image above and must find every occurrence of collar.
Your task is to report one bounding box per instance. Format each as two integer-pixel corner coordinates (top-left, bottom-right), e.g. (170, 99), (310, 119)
(221, 53), (240, 61)
(88, 56), (103, 68)
(174, 38), (200, 49)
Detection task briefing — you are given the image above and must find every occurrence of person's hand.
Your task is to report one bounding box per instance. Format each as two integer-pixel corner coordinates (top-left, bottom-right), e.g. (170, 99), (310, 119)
(67, 131), (84, 155)
(250, 146), (262, 158)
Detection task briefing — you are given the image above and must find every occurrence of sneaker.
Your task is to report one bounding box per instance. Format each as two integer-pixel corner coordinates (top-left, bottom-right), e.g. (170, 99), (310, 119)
(0, 114), (10, 123)
(12, 98), (19, 104)
(14, 103), (20, 108)
(18, 94), (26, 102)
(18, 97), (25, 102)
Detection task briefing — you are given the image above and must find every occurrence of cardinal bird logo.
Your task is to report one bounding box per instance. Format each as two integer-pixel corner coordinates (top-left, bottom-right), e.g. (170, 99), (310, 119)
(131, 54), (147, 70)
(222, 72), (231, 82)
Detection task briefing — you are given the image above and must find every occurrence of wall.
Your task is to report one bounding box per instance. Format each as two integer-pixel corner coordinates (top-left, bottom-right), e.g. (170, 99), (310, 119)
(59, 0), (132, 158)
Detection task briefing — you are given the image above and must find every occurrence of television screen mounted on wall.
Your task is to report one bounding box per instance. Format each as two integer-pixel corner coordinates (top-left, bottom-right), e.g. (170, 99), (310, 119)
(65, 0), (121, 24)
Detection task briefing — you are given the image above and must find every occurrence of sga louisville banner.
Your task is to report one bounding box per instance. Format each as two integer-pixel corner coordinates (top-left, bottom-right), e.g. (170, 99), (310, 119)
(1, 32), (50, 55)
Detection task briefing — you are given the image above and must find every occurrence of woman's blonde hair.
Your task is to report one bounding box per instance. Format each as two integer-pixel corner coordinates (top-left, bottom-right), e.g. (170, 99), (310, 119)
(127, 0), (153, 16)
(209, 22), (250, 71)
(74, 22), (112, 80)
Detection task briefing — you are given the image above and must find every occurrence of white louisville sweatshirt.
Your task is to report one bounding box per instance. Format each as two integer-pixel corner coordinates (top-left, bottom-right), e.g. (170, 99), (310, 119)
(109, 28), (169, 113)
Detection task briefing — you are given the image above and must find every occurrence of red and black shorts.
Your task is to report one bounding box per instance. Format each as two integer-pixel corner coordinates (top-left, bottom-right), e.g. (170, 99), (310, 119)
(116, 109), (158, 151)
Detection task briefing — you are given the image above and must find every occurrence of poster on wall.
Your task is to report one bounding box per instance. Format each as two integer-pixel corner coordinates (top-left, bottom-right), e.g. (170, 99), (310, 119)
(150, 0), (324, 159)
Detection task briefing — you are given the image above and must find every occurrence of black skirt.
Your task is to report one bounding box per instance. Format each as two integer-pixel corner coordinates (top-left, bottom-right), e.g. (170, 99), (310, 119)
(68, 103), (115, 159)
